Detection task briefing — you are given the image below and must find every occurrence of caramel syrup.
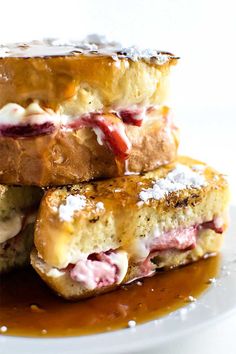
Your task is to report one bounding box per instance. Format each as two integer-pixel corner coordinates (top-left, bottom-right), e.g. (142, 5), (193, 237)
(0, 256), (220, 337)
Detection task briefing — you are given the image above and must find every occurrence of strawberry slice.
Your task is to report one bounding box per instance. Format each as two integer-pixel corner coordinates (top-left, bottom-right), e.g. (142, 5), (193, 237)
(92, 114), (131, 160)
(0, 122), (55, 137)
(118, 108), (144, 126)
(69, 113), (131, 160)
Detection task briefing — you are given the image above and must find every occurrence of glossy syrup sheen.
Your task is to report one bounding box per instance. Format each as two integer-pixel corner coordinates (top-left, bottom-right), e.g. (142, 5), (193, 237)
(0, 256), (219, 337)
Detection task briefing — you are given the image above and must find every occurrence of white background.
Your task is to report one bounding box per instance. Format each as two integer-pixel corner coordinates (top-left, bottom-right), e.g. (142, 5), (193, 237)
(0, 0), (236, 353)
(0, 0), (235, 198)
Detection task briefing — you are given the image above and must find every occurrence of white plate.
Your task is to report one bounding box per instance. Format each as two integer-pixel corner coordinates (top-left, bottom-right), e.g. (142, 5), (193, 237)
(1, 206), (236, 354)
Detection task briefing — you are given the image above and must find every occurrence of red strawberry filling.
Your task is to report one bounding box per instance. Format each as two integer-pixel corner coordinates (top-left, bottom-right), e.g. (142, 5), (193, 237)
(0, 106), (169, 160)
(118, 108), (145, 126)
(69, 113), (132, 160)
(0, 122), (55, 137)
(65, 217), (225, 289)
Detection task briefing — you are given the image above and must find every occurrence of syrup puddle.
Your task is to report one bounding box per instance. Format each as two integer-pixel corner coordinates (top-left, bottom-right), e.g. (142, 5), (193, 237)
(0, 255), (220, 337)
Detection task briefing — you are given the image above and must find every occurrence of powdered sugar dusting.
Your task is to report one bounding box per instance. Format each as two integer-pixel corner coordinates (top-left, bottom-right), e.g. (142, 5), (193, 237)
(0, 36), (178, 64)
(117, 47), (171, 64)
(192, 164), (206, 172)
(59, 194), (86, 222)
(96, 202), (105, 210)
(0, 47), (10, 57)
(139, 164), (206, 203)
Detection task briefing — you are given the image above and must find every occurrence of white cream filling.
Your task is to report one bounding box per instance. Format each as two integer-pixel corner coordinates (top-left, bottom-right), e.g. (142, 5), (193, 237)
(131, 226), (161, 260)
(47, 268), (64, 278)
(213, 215), (224, 229)
(0, 102), (156, 129)
(93, 127), (105, 145)
(0, 211), (24, 243)
(0, 210), (37, 244)
(109, 250), (129, 284)
(131, 214), (225, 262)
(0, 102), (68, 126)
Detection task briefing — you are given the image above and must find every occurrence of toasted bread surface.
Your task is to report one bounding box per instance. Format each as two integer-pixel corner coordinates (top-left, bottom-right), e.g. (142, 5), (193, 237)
(0, 109), (179, 186)
(0, 40), (177, 113)
(34, 156), (229, 269)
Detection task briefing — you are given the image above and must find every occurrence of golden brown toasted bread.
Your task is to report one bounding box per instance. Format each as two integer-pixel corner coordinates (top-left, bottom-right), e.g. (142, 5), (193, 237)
(0, 40), (179, 186)
(0, 39), (177, 112)
(0, 107), (179, 186)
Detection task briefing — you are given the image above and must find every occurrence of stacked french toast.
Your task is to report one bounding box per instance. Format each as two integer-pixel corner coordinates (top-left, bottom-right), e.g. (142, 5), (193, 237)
(0, 37), (229, 300)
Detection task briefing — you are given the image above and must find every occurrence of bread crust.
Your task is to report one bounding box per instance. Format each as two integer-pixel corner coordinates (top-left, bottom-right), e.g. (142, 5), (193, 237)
(0, 110), (179, 186)
(31, 229), (223, 300)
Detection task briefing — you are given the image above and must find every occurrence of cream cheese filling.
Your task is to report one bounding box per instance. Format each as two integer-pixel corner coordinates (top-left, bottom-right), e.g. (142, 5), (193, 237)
(43, 215), (225, 290)
(0, 211), (24, 244)
(0, 210), (37, 244)
(0, 102), (67, 126)
(46, 249), (129, 291)
(0, 102), (156, 127)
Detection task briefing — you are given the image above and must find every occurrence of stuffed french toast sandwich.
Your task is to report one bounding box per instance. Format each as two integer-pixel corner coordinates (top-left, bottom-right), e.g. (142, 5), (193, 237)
(0, 37), (229, 306)
(0, 37), (178, 187)
(31, 157), (229, 299)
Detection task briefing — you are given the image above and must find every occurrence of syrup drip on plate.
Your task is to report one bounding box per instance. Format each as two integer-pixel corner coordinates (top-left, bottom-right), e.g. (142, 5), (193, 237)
(0, 255), (220, 337)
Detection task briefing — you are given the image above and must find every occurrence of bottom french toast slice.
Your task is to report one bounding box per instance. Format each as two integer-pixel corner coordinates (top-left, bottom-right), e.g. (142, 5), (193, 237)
(31, 156), (229, 300)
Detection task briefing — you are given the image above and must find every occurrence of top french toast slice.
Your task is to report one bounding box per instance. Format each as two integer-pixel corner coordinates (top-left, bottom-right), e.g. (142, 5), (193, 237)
(0, 39), (178, 114)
